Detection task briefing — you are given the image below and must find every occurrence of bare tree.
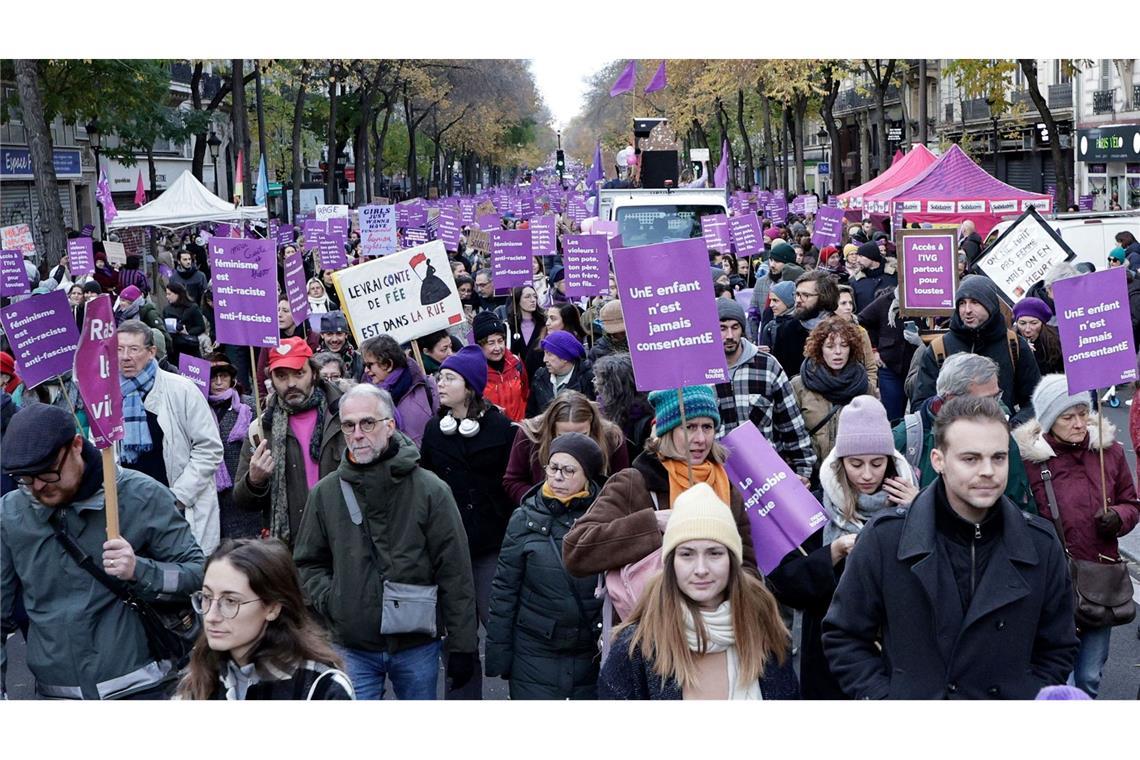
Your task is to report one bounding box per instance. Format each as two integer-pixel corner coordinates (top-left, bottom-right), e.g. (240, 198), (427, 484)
(13, 60), (67, 266)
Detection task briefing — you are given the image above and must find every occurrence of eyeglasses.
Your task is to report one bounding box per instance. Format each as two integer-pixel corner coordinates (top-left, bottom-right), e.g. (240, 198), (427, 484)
(13, 449), (68, 486)
(339, 417), (391, 435)
(545, 463), (580, 479)
(794, 290), (818, 299)
(190, 591), (262, 619)
(117, 345), (151, 356)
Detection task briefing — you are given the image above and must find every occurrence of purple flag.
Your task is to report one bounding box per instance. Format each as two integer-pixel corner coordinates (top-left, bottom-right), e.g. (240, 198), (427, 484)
(96, 169), (118, 224)
(728, 213), (764, 258)
(609, 60), (637, 97)
(0, 290), (80, 388)
(644, 61), (667, 94)
(282, 246), (311, 326)
(610, 237), (729, 391)
(561, 234), (609, 297)
(713, 140), (729, 189)
(72, 295), (124, 449)
(1054, 267), (1137, 395)
(0, 249), (30, 297)
(178, 354), (211, 399)
(490, 229), (533, 289)
(810, 206), (846, 249)
(530, 215), (557, 258)
(723, 422), (828, 574)
(67, 237), (95, 278)
(586, 141), (604, 193)
(209, 238), (279, 348)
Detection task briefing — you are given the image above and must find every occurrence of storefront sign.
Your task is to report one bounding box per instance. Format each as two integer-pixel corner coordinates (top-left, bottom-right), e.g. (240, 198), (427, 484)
(1077, 125), (1140, 163)
(0, 146), (83, 180)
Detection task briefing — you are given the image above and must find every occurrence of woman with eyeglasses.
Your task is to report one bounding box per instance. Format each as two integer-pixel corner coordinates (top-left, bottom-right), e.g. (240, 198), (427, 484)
(178, 538), (355, 700)
(485, 433), (606, 699)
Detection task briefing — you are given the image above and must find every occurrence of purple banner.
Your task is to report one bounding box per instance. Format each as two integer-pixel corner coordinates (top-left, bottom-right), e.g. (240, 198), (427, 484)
(178, 354), (211, 399)
(899, 233), (956, 312)
(439, 208), (462, 251)
(72, 295), (124, 448)
(728, 213), (763, 258)
(67, 237), (95, 278)
(611, 237), (729, 392)
(810, 205), (846, 249)
(0, 289), (80, 388)
(1054, 267), (1138, 395)
(530, 215), (557, 258)
(1, 249), (30, 297)
(318, 229), (348, 271)
(700, 213), (732, 253)
(209, 238), (279, 348)
(765, 196), (788, 224)
(282, 247), (311, 326)
(723, 421), (828, 574)
(490, 229), (533, 289)
(561, 234), (609, 297)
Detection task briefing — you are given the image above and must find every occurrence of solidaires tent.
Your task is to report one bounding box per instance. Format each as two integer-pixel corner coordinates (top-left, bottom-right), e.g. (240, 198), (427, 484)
(107, 171), (266, 230)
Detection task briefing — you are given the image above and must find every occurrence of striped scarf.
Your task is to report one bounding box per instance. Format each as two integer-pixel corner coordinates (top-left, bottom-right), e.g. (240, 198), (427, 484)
(119, 359), (158, 463)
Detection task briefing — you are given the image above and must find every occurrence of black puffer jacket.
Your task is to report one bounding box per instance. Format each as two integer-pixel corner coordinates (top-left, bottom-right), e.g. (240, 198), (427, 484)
(419, 405), (515, 556)
(484, 482), (603, 699)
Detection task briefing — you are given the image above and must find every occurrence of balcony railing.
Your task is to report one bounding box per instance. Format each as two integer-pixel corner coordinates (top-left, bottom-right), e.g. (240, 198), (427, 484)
(945, 102), (955, 122)
(1048, 83), (1072, 110)
(1134, 85), (1140, 111)
(169, 61), (223, 101)
(1093, 89), (1115, 114)
(833, 83), (902, 114)
(962, 98), (991, 122)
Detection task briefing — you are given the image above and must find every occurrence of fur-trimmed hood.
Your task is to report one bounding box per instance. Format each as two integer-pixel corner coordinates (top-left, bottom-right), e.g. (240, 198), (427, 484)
(1012, 413), (1117, 463)
(818, 446), (918, 511)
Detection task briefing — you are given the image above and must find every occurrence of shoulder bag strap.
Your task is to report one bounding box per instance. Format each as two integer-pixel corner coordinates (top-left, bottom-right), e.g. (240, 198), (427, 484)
(808, 404), (842, 436)
(1038, 465), (1070, 552)
(547, 533), (590, 624)
(339, 478), (387, 578)
(49, 511), (138, 605)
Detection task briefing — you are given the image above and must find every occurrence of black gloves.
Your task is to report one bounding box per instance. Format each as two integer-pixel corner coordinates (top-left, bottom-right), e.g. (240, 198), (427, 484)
(447, 651), (478, 691)
(1094, 509), (1123, 539)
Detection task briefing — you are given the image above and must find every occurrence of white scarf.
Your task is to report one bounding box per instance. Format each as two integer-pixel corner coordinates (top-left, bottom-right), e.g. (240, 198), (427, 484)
(682, 601), (763, 700)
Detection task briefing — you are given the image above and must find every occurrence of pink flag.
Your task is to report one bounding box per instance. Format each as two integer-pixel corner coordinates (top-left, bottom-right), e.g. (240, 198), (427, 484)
(134, 170), (147, 206)
(96, 168), (118, 224)
(713, 139), (729, 188)
(73, 295), (125, 449)
(644, 61), (667, 94)
(609, 60), (637, 97)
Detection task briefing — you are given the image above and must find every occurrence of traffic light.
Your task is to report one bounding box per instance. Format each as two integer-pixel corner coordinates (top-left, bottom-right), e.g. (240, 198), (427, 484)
(555, 150), (565, 175)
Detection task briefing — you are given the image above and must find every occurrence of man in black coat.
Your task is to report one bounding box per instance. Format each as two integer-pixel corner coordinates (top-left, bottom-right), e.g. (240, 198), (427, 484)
(821, 396), (1078, 699)
(851, 241), (898, 314)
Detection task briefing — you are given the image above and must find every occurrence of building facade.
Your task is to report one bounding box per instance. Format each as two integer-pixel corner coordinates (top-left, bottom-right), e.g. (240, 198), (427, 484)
(1073, 59), (1140, 211)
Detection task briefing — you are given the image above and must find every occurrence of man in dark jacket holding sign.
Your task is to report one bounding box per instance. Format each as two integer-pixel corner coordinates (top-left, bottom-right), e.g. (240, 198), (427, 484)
(293, 383), (477, 700)
(821, 396), (1077, 699)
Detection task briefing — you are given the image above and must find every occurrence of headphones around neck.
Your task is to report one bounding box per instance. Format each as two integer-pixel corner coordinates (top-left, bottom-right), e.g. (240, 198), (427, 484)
(439, 412), (480, 438)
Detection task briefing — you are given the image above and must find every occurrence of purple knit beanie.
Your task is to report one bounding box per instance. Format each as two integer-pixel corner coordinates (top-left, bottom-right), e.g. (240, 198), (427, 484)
(440, 344), (488, 396)
(832, 395), (894, 458)
(540, 330), (586, 362)
(1012, 297), (1053, 324)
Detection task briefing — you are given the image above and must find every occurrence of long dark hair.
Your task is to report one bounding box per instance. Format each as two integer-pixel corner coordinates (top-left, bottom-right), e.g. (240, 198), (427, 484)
(177, 539), (342, 700)
(550, 303), (587, 343)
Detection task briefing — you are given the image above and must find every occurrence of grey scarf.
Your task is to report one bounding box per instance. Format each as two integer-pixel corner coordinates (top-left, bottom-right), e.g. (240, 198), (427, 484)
(823, 488), (894, 544)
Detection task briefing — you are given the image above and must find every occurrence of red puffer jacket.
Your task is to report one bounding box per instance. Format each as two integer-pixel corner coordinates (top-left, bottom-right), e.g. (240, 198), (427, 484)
(484, 349), (529, 422)
(1015, 415), (1140, 562)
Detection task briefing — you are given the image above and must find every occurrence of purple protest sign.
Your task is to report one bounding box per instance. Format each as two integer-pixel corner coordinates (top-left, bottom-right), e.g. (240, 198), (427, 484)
(302, 219), (326, 251)
(530, 215), (557, 258)
(327, 217), (349, 239)
(561, 234), (609, 297)
(1079, 194), (1094, 212)
(269, 218), (280, 244)
(728, 213), (763, 258)
(209, 238), (279, 348)
(1054, 267), (1137, 395)
(700, 213), (732, 253)
(490, 229), (533, 289)
(791, 195), (807, 216)
(72, 295), (124, 449)
(67, 237), (95, 277)
(1, 249), (30, 297)
(723, 422), (828, 574)
(397, 202), (428, 228)
(810, 205), (846, 248)
(594, 220), (620, 239)
(898, 231), (957, 314)
(567, 195), (589, 224)
(0, 289), (80, 388)
(282, 247), (311, 325)
(178, 354), (211, 399)
(318, 229), (348, 271)
(439, 208), (462, 251)
(276, 223), (295, 247)
(765, 196), (788, 224)
(611, 237), (729, 392)
(827, 195), (839, 208)
(476, 213), (501, 232)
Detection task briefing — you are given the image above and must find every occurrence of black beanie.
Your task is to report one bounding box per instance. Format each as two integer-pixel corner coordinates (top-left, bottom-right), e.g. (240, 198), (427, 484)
(856, 241), (884, 265)
(473, 311), (507, 343)
(548, 432), (604, 483)
(954, 274), (1001, 317)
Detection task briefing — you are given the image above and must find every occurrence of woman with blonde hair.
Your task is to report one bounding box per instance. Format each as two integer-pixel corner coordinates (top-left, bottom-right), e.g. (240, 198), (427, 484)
(503, 390), (629, 504)
(598, 483), (797, 699)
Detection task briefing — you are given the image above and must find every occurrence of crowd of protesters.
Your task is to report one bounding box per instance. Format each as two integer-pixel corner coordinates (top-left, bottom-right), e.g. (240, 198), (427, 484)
(2, 196), (1138, 703)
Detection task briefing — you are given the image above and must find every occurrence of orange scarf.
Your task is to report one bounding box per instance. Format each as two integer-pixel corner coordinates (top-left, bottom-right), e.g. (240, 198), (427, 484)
(661, 458), (732, 507)
(542, 482), (591, 504)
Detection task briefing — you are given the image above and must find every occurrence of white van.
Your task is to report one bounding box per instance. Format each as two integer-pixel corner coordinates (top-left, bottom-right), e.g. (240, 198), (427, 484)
(986, 211), (1140, 270)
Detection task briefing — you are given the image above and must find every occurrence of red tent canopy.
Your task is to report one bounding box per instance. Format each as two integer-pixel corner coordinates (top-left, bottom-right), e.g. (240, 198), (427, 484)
(864, 144), (1051, 236)
(838, 145), (938, 210)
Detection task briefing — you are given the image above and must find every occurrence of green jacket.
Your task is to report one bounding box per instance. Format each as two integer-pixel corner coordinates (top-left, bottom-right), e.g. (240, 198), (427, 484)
(892, 399), (1038, 514)
(293, 432), (477, 655)
(1, 447), (205, 699)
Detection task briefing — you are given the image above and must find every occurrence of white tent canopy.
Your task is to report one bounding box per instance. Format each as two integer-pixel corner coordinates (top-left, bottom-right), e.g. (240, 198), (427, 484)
(107, 171), (267, 230)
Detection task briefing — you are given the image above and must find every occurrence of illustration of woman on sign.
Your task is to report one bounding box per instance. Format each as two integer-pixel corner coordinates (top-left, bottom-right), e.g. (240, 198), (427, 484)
(410, 251), (451, 306)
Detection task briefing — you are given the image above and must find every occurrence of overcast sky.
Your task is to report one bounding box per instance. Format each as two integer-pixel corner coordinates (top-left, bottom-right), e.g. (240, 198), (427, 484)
(529, 56), (615, 131)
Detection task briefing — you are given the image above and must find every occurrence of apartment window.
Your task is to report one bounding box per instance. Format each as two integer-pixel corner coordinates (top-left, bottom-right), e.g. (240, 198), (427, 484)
(2, 86), (21, 125)
(1100, 60), (1112, 90)
(1053, 60), (1071, 85)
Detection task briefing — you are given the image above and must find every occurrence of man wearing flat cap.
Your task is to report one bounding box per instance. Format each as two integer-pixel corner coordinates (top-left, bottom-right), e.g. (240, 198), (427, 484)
(1, 404), (204, 699)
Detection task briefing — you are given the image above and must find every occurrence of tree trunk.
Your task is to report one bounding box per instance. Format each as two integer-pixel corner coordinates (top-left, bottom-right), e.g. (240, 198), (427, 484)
(231, 59), (253, 206)
(190, 62), (207, 181)
(326, 70), (339, 205)
(291, 66), (309, 224)
(13, 59), (66, 266)
(793, 94), (808, 193)
(820, 73), (843, 193)
(1019, 59), (1070, 209)
(760, 92), (777, 190)
(736, 89), (755, 190)
(146, 147), (159, 270)
(783, 107), (795, 194)
(875, 91), (889, 177)
(373, 102), (393, 198)
(403, 84), (419, 198)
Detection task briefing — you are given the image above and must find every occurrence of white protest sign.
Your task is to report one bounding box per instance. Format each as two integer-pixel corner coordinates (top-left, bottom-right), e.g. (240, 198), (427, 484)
(330, 240), (464, 345)
(315, 204), (349, 221)
(1, 224), (36, 258)
(358, 204), (399, 257)
(975, 207), (1075, 303)
(104, 240), (128, 266)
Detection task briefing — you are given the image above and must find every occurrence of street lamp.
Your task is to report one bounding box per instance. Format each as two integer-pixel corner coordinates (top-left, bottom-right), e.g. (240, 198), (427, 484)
(86, 119), (104, 237)
(207, 131), (222, 197)
(817, 126), (831, 195)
